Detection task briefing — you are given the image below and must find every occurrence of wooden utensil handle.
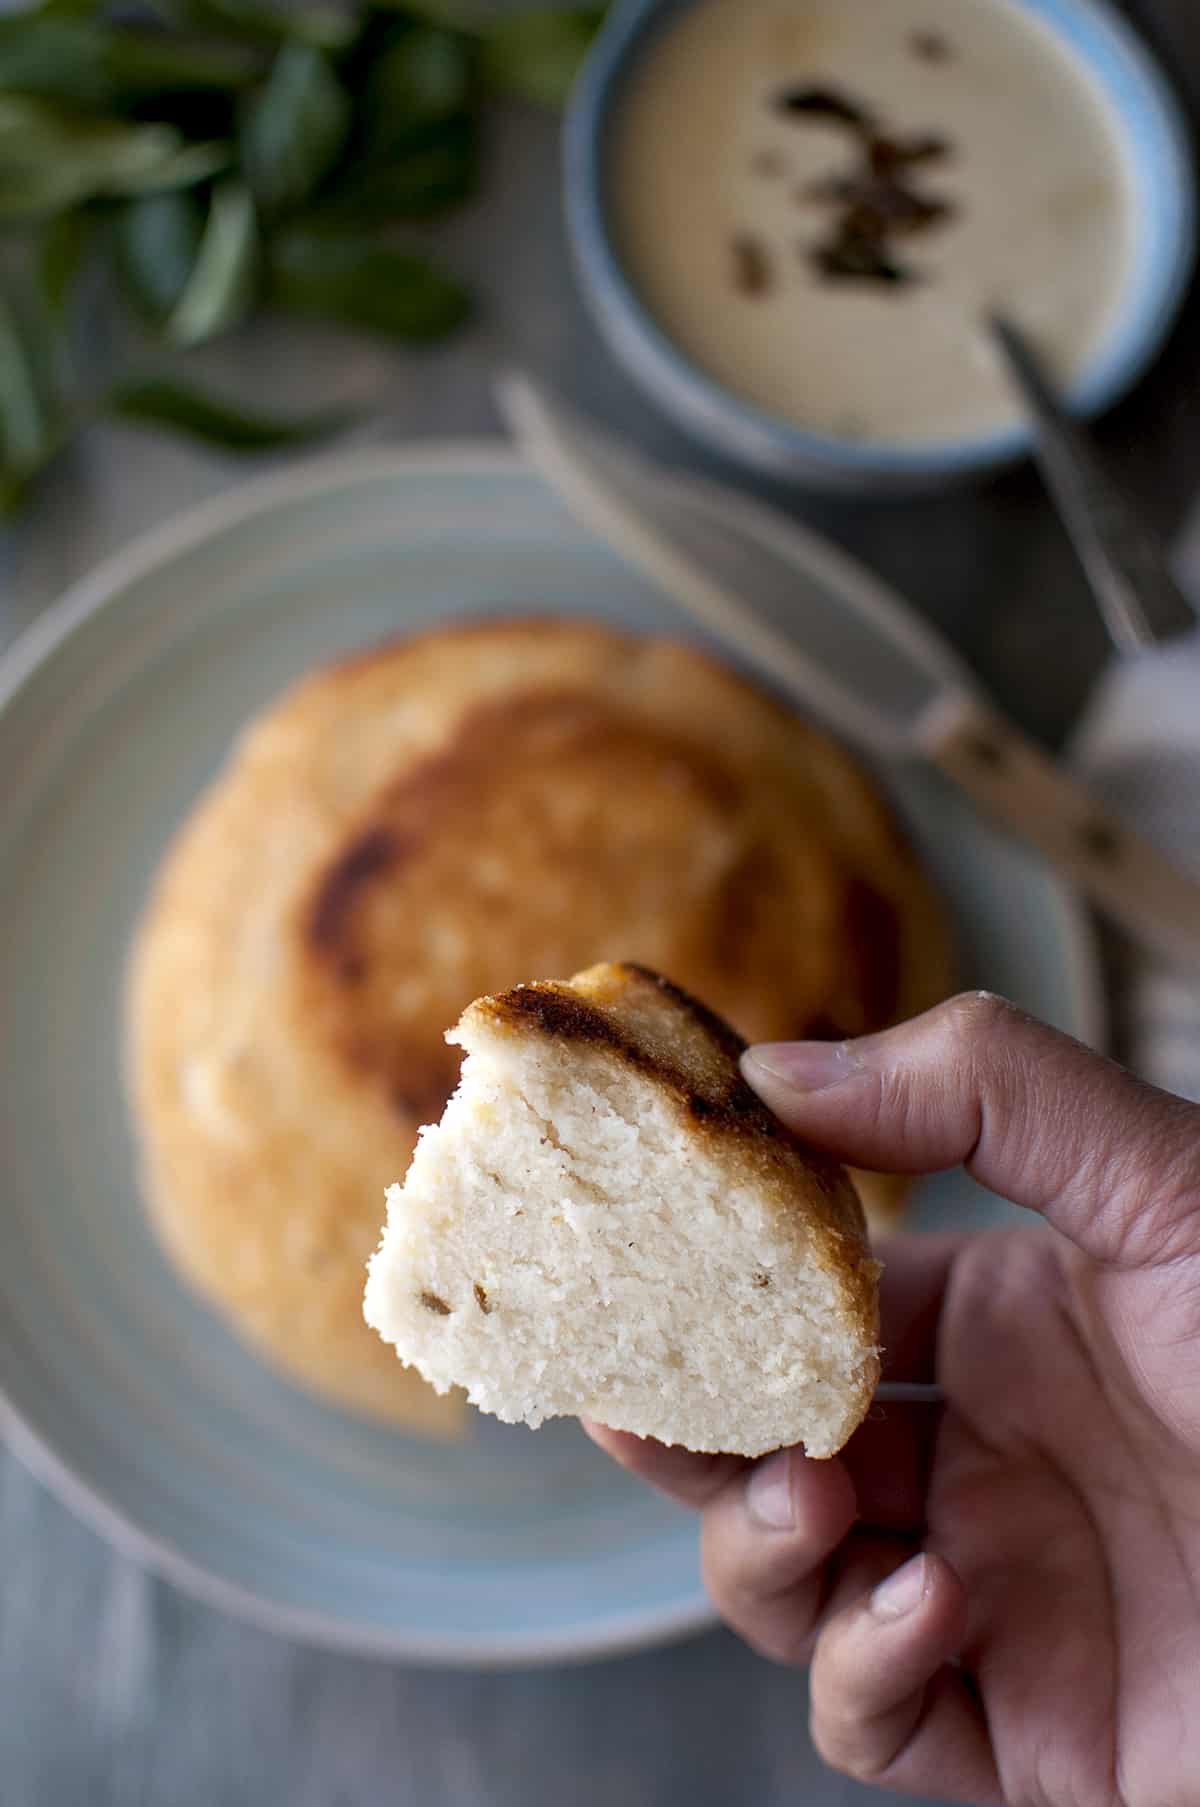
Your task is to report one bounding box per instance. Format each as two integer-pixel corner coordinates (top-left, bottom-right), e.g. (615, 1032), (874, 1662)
(917, 692), (1200, 973)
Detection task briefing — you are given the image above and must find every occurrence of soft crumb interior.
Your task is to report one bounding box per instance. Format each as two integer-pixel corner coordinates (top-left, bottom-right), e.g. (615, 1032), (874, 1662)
(364, 1036), (873, 1457)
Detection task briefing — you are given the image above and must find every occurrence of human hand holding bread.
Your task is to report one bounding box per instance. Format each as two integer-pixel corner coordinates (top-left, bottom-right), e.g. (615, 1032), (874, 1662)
(370, 980), (1200, 1807)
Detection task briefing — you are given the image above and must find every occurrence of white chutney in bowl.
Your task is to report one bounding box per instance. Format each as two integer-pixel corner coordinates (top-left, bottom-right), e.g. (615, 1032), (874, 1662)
(566, 0), (1195, 488)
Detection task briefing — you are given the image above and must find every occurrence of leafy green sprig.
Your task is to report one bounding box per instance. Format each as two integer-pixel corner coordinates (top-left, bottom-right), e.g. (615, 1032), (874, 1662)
(0, 0), (604, 513)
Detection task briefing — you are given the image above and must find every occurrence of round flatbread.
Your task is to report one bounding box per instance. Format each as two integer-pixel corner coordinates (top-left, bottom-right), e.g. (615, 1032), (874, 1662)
(127, 617), (953, 1425)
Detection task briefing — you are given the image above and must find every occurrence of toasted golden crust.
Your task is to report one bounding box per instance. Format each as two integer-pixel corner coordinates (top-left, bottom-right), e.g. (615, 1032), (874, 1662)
(127, 618), (951, 1425)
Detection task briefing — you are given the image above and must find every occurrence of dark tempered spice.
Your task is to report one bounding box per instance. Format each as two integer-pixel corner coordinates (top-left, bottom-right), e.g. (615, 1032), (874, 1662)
(811, 231), (908, 285)
(774, 80), (956, 287)
(869, 133), (949, 175)
(420, 1290), (452, 1315)
(777, 84), (871, 130)
(731, 233), (772, 295)
(775, 84), (872, 129)
(806, 180), (953, 234)
(910, 29), (953, 63)
(750, 147), (784, 178)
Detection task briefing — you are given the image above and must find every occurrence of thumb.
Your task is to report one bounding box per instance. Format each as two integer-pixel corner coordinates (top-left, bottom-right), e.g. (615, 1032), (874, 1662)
(742, 992), (1200, 1270)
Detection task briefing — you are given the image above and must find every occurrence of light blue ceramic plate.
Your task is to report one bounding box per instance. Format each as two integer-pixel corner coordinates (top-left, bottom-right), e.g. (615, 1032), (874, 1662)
(566, 0), (1196, 490)
(0, 448), (1103, 1664)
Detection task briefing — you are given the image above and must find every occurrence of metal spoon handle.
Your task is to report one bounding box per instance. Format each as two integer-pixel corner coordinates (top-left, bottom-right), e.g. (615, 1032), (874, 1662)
(874, 1383), (944, 1405)
(989, 314), (1195, 653)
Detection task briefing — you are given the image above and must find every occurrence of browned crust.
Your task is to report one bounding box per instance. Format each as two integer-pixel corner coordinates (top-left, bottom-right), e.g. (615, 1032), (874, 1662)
(307, 825), (406, 980)
(301, 688), (740, 991)
(476, 965), (765, 1130)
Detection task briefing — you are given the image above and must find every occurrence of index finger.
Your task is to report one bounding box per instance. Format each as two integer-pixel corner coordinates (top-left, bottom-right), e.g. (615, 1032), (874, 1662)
(580, 1425), (748, 1508)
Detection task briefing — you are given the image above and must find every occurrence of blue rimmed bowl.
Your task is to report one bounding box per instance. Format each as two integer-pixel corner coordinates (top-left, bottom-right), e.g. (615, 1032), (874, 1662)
(565, 0), (1197, 493)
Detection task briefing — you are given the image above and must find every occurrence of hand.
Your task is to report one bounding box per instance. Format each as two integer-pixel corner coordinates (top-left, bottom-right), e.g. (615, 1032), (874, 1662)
(586, 993), (1200, 1806)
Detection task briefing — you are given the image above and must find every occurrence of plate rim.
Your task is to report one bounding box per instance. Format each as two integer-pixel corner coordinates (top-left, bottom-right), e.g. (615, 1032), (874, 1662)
(0, 443), (526, 714)
(0, 440), (1105, 1663)
(0, 1399), (716, 1668)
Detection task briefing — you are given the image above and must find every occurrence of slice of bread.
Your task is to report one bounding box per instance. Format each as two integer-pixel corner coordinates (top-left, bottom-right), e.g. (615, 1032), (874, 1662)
(364, 963), (880, 1459)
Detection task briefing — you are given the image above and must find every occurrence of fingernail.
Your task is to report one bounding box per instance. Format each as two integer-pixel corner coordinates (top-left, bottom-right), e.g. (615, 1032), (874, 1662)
(870, 1554), (928, 1620)
(745, 1450), (795, 1529)
(742, 1040), (864, 1095)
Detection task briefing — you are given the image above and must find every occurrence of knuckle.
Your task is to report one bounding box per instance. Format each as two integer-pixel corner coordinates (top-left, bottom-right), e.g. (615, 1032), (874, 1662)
(741, 1616), (818, 1668)
(868, 1057), (945, 1160)
(808, 1617), (896, 1783)
(942, 989), (1022, 1044)
(809, 1704), (887, 1783)
(698, 1512), (752, 1616)
(698, 1519), (780, 1614)
(699, 1517), (824, 1668)
(873, 1062), (915, 1127)
(1107, 1103), (1200, 1267)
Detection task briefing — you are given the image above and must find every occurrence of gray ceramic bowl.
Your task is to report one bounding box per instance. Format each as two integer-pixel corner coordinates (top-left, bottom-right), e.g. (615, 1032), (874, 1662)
(565, 0), (1196, 492)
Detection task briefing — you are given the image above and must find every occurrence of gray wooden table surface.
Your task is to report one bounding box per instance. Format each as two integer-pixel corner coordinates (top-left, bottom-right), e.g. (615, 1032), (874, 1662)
(3, 4), (1198, 1802)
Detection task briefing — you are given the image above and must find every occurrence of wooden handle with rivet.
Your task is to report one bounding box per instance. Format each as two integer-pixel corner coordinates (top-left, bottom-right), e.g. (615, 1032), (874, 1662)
(916, 691), (1200, 973)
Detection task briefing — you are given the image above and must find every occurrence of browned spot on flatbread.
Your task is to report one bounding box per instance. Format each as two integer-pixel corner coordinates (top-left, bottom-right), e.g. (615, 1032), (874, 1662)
(386, 1063), (461, 1128)
(844, 876), (902, 1028)
(307, 826), (405, 981)
(795, 1011), (848, 1042)
(298, 690), (752, 1117)
(708, 844), (780, 982)
(791, 880), (901, 1044)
